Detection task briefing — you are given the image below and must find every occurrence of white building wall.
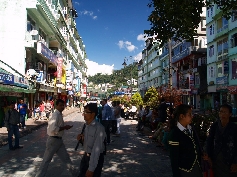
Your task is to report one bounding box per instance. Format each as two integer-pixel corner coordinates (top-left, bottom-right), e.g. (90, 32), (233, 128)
(0, 0), (27, 75)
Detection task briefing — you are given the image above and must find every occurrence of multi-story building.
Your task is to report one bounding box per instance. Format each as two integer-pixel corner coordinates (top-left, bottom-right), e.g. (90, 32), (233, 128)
(206, 4), (237, 108)
(138, 7), (207, 109)
(0, 0), (87, 110)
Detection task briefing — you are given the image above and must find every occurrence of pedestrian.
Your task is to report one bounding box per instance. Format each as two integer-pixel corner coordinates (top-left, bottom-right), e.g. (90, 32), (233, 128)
(17, 99), (27, 129)
(101, 99), (112, 144)
(35, 99), (77, 177)
(168, 104), (202, 177)
(77, 103), (106, 177)
(4, 101), (23, 150)
(45, 100), (52, 120)
(205, 104), (237, 177)
(158, 98), (169, 123)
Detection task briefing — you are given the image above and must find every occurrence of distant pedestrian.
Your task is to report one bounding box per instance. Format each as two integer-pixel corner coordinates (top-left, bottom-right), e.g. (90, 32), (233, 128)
(77, 103), (106, 177)
(168, 104), (202, 177)
(158, 98), (169, 123)
(35, 99), (77, 177)
(101, 99), (112, 144)
(17, 99), (27, 129)
(45, 100), (52, 119)
(4, 101), (23, 150)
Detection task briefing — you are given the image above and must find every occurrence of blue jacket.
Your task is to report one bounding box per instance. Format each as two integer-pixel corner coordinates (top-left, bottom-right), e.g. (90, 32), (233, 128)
(17, 103), (27, 115)
(102, 104), (112, 120)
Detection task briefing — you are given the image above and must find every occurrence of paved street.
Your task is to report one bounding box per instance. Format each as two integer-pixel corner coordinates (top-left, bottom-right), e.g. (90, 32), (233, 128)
(0, 112), (172, 177)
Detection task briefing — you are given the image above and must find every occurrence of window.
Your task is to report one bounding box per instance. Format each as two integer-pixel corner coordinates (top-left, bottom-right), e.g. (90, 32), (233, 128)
(217, 18), (228, 33)
(209, 45), (214, 57)
(27, 16), (35, 31)
(232, 11), (237, 22)
(209, 66), (215, 78)
(230, 33), (237, 48)
(232, 59), (237, 79)
(39, 28), (46, 42)
(201, 19), (206, 31)
(209, 25), (212, 35)
(217, 63), (223, 77)
(195, 73), (200, 85)
(209, 24), (215, 35)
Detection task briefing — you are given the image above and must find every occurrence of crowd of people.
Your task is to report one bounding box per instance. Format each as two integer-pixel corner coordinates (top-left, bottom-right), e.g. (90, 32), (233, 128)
(3, 95), (237, 177)
(135, 98), (237, 177)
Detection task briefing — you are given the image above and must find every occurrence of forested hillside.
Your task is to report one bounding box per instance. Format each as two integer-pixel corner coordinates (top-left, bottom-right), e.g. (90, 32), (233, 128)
(88, 64), (138, 88)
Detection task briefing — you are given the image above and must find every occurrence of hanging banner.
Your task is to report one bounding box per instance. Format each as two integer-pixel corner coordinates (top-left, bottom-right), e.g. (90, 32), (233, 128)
(83, 84), (87, 95)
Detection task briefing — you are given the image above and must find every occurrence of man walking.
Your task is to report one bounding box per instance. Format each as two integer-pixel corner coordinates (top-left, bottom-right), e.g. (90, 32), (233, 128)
(77, 103), (106, 177)
(17, 99), (27, 129)
(4, 101), (23, 150)
(35, 99), (77, 177)
(101, 99), (112, 144)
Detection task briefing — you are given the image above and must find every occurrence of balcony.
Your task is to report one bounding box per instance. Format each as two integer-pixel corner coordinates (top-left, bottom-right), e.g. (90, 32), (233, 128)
(214, 25), (229, 40)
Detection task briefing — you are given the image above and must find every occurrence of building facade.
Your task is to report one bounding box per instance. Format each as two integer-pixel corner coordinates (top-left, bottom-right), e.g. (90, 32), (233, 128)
(206, 4), (237, 108)
(138, 7), (207, 109)
(0, 0), (87, 110)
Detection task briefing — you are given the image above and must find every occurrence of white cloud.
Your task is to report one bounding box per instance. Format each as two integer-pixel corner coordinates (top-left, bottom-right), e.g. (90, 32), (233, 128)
(74, 2), (80, 6)
(133, 52), (142, 62)
(117, 40), (137, 52)
(85, 59), (114, 76)
(79, 10), (97, 20)
(137, 34), (148, 41)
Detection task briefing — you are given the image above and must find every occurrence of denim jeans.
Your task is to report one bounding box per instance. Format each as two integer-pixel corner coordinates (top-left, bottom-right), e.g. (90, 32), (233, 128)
(8, 124), (20, 149)
(20, 114), (26, 128)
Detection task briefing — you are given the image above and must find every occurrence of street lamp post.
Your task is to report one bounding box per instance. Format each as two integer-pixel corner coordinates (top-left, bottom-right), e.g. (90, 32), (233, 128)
(122, 56), (133, 95)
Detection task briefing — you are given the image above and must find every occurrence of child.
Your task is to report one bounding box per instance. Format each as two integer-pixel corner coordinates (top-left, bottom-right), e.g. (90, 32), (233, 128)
(168, 104), (202, 177)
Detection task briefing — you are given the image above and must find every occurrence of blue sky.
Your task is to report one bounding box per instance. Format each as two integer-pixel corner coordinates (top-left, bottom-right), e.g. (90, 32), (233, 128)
(73, 0), (152, 75)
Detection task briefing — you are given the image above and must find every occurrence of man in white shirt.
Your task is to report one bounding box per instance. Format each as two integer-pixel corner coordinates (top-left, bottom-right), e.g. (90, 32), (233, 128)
(35, 99), (77, 177)
(77, 103), (106, 177)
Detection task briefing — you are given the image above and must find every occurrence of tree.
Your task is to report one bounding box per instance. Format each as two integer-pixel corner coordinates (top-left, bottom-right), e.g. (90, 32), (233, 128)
(160, 87), (182, 107)
(130, 92), (143, 107)
(111, 96), (129, 106)
(145, 0), (237, 47)
(143, 87), (160, 108)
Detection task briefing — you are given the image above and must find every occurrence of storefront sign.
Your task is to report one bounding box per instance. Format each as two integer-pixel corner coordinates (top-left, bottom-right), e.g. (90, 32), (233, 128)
(14, 76), (29, 88)
(0, 73), (14, 85)
(37, 42), (57, 65)
(36, 71), (43, 82)
(216, 76), (228, 85)
(57, 58), (63, 79)
(83, 84), (87, 95)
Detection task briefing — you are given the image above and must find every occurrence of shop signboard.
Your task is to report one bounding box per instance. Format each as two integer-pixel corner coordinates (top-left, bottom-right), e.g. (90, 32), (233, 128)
(14, 76), (29, 88)
(216, 76), (228, 85)
(36, 71), (43, 82)
(37, 42), (57, 66)
(0, 72), (14, 85)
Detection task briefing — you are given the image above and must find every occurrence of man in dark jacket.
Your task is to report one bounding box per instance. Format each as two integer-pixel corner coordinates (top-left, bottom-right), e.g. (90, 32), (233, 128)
(206, 104), (237, 177)
(5, 101), (23, 150)
(158, 98), (169, 123)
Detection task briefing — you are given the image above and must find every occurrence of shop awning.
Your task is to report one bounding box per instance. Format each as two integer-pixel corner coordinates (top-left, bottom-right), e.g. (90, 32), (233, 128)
(0, 84), (36, 93)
